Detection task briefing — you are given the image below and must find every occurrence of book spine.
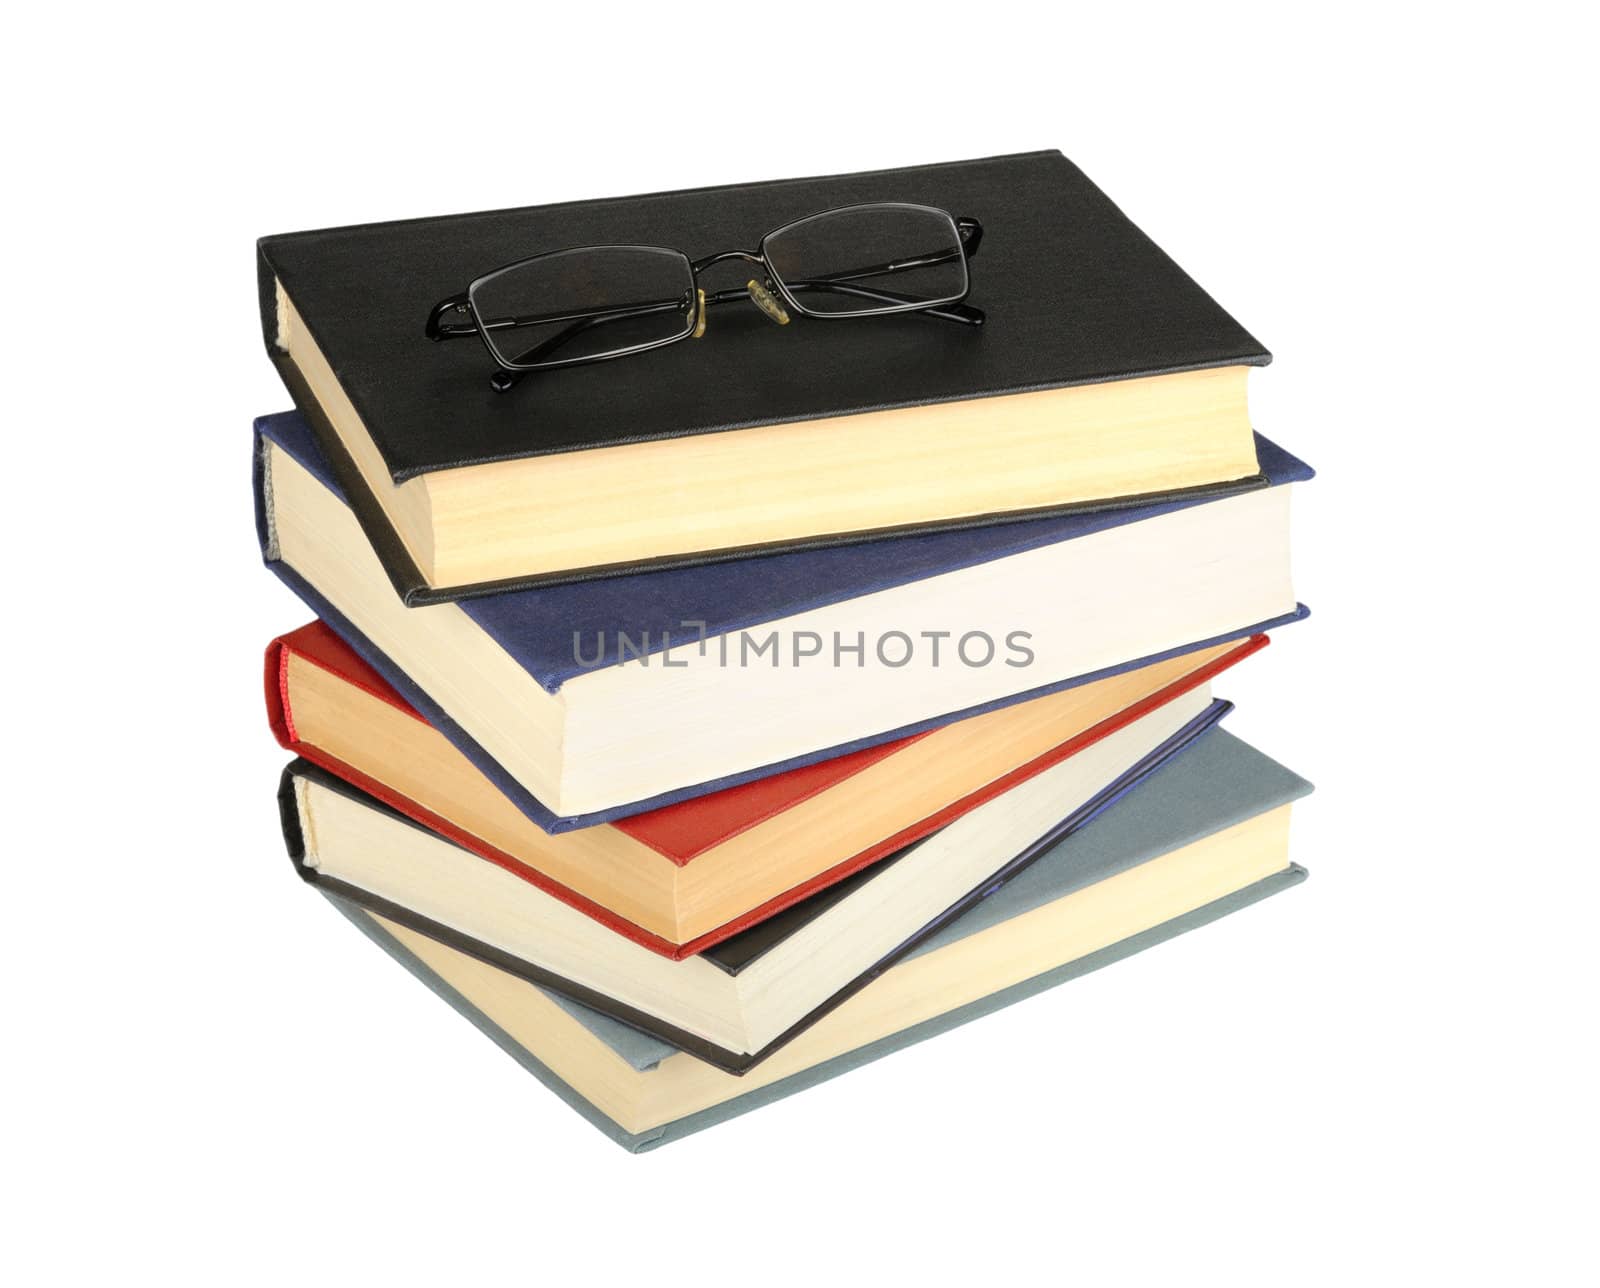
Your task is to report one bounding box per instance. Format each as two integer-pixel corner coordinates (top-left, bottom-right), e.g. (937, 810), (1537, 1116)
(263, 637), (295, 748)
(255, 242), (279, 360)
(281, 758), (755, 1073)
(271, 750), (689, 964)
(269, 639), (686, 957)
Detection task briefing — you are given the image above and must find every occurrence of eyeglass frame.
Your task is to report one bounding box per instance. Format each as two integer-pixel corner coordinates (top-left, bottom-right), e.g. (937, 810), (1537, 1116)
(424, 201), (985, 392)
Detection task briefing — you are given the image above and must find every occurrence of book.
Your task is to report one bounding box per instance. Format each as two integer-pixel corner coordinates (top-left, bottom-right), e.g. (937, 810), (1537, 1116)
(258, 150), (1272, 601)
(257, 410), (1310, 823)
(268, 618), (1266, 957)
(316, 728), (1312, 1150)
(280, 686), (1226, 1073)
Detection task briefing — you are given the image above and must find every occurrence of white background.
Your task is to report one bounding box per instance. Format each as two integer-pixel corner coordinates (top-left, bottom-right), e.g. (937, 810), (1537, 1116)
(6, 3), (1596, 1283)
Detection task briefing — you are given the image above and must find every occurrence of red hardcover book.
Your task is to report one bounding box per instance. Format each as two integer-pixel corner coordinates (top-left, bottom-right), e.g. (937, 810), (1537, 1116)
(268, 622), (1265, 958)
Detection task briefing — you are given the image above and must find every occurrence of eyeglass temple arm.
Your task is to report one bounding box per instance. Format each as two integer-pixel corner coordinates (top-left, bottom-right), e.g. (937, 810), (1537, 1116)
(505, 273), (978, 366)
(774, 280), (983, 325)
(497, 301), (678, 373)
(770, 221), (982, 297)
(496, 270), (981, 364)
(488, 297), (691, 391)
(491, 276), (982, 391)
(494, 280), (982, 391)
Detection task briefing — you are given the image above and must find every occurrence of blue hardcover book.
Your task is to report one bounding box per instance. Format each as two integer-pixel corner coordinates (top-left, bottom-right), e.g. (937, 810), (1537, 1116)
(319, 728), (1313, 1151)
(257, 411), (1310, 828)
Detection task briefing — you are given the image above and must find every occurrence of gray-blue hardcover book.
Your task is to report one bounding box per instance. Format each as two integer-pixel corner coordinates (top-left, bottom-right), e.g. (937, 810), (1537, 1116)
(318, 729), (1312, 1151)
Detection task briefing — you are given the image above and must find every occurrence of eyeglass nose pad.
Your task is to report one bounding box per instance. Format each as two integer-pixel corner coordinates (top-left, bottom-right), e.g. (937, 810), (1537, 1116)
(688, 288), (708, 339)
(746, 279), (791, 326)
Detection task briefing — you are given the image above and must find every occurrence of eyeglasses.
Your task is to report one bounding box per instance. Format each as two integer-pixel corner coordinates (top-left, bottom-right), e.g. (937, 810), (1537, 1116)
(425, 202), (985, 392)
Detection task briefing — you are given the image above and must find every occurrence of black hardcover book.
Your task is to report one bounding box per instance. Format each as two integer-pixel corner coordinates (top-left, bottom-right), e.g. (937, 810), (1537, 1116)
(278, 693), (1229, 1073)
(258, 150), (1270, 603)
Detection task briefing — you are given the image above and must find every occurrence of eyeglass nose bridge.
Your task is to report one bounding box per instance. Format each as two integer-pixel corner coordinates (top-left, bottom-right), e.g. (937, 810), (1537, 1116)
(690, 248), (765, 273)
(688, 248), (790, 329)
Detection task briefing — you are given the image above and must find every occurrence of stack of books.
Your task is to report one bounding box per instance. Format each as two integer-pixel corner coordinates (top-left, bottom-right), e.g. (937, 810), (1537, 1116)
(255, 151), (1314, 1151)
